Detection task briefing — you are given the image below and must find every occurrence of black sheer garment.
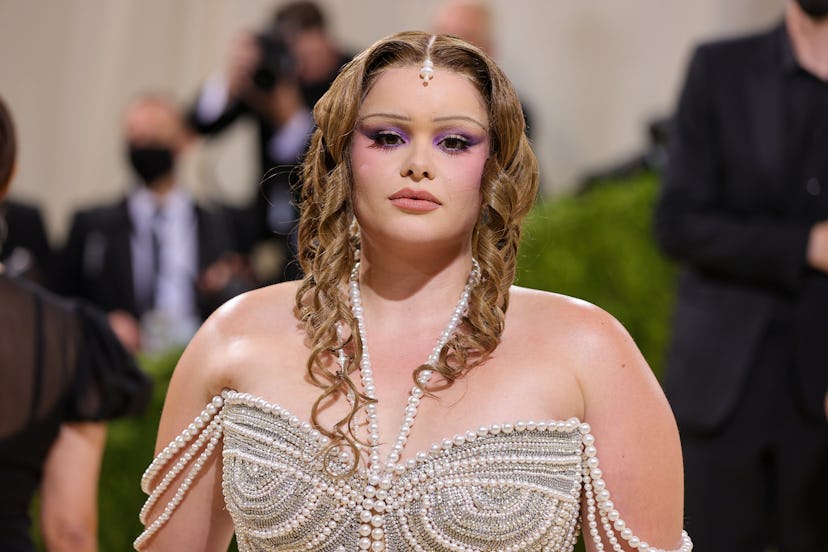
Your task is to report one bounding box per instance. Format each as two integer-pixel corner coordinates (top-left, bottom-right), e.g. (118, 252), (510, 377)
(0, 273), (152, 551)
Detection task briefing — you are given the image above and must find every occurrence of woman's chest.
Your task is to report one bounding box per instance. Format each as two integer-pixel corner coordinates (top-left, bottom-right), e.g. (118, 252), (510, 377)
(220, 394), (587, 552)
(228, 350), (583, 465)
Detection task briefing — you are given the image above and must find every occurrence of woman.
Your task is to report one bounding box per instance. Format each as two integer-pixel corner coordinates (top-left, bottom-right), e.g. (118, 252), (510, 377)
(137, 32), (691, 551)
(0, 95), (152, 552)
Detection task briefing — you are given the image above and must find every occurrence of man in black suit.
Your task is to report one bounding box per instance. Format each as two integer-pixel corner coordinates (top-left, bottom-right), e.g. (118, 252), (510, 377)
(189, 1), (350, 283)
(655, 1), (828, 549)
(59, 93), (250, 354)
(0, 199), (53, 287)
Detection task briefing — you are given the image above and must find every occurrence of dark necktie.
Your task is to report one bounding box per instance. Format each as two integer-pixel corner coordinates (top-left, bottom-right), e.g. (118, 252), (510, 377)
(146, 207), (164, 311)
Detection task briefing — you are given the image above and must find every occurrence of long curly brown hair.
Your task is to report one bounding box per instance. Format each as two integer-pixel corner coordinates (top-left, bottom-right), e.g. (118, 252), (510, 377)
(295, 31), (538, 474)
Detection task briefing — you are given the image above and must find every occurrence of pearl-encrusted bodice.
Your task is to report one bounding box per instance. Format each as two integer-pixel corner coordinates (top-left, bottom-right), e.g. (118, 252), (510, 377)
(135, 390), (692, 551)
(222, 392), (583, 552)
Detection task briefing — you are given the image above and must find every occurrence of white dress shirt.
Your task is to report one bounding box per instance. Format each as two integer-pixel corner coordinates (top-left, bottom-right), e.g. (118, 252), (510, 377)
(128, 185), (201, 350)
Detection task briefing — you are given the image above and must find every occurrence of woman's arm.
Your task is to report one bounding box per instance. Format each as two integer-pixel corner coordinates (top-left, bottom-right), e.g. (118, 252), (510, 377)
(139, 282), (300, 551)
(574, 306), (687, 552)
(40, 422), (107, 552)
(136, 301), (243, 551)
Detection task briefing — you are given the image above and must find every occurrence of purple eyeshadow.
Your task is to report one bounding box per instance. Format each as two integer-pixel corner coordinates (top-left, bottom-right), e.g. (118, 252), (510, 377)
(434, 131), (483, 147)
(360, 126), (409, 142)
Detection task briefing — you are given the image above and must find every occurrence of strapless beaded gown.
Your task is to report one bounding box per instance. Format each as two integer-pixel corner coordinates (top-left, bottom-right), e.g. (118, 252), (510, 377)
(136, 390), (692, 552)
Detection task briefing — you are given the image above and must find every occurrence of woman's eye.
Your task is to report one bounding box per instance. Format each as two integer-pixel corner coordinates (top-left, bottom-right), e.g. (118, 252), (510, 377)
(439, 135), (471, 152)
(372, 131), (405, 148)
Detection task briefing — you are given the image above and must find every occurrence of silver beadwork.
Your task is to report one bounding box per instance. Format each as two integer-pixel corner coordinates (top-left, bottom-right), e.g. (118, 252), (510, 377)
(221, 393), (584, 551)
(137, 391), (692, 551)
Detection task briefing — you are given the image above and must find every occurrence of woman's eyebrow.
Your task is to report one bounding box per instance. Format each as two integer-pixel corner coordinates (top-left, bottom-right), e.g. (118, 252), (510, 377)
(358, 113), (487, 132)
(432, 115), (488, 132)
(357, 113), (410, 124)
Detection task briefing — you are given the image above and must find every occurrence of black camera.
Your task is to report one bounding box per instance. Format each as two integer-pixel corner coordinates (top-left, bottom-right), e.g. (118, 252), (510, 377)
(252, 31), (295, 91)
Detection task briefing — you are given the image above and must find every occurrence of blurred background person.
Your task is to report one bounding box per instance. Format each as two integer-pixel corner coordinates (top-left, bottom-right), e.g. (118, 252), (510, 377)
(433, 0), (495, 58)
(655, 0), (828, 549)
(0, 95), (152, 552)
(189, 0), (351, 283)
(0, 198), (53, 287)
(2, 1), (788, 251)
(58, 93), (251, 354)
(432, 0), (533, 137)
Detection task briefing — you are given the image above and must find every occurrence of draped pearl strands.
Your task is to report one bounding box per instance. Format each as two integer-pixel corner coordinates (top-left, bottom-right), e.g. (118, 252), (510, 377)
(135, 395), (225, 549)
(347, 259), (481, 552)
(578, 422), (692, 552)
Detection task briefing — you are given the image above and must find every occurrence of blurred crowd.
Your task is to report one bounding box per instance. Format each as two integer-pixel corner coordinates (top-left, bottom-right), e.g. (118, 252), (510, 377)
(1, 3), (359, 550)
(3, 1), (353, 357)
(2, 4), (504, 545)
(1, 0), (519, 358)
(2, 1), (828, 551)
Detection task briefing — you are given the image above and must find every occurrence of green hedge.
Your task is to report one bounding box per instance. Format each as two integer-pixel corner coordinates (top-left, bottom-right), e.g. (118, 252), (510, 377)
(58, 171), (676, 550)
(97, 348), (183, 551)
(517, 172), (676, 376)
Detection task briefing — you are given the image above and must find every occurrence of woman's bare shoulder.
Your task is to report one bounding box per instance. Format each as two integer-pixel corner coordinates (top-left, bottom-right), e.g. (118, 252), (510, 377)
(506, 290), (684, 546)
(506, 286), (646, 378)
(207, 280), (303, 337)
(507, 285), (621, 341)
(175, 280), (304, 392)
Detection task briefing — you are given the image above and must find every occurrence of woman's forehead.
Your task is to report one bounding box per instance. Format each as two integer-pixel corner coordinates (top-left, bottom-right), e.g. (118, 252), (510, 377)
(358, 66), (488, 125)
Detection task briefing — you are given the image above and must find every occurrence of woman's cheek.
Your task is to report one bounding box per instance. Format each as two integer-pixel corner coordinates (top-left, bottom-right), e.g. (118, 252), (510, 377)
(451, 150), (489, 193)
(350, 146), (376, 194)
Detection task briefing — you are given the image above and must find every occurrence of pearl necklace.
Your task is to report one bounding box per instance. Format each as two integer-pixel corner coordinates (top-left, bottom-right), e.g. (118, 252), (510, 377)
(347, 258), (480, 550)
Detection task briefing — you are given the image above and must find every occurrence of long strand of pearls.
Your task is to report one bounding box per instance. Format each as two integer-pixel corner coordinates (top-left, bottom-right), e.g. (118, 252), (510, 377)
(140, 394), (224, 493)
(579, 423), (693, 552)
(139, 416), (222, 524)
(348, 258), (480, 551)
(134, 395), (225, 549)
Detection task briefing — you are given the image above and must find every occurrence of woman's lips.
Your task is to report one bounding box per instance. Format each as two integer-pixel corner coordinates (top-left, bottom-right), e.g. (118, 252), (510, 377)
(389, 188), (441, 212)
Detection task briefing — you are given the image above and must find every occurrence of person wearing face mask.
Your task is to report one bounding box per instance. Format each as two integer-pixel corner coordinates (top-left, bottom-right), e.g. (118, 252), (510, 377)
(58, 93), (251, 354)
(654, 1), (828, 549)
(1, 94), (153, 552)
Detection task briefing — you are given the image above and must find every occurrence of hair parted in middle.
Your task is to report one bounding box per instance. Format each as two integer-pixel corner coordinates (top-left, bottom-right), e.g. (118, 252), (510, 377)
(294, 30), (539, 474)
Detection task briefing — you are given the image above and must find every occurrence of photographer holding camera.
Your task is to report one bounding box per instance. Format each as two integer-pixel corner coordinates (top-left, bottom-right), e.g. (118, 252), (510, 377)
(190, 1), (350, 283)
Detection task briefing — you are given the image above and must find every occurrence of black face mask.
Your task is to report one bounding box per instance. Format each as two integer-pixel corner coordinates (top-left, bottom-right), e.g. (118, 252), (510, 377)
(128, 145), (174, 185)
(797, 0), (828, 18)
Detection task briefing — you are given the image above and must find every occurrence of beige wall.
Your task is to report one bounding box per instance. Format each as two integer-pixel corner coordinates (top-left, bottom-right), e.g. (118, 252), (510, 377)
(0, 0), (783, 242)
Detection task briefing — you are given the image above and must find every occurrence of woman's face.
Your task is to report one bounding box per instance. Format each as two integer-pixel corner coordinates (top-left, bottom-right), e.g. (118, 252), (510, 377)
(350, 65), (490, 253)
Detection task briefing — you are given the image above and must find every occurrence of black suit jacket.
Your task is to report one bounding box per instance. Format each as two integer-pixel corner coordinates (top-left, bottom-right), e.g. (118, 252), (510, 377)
(1, 199), (54, 287)
(57, 196), (238, 321)
(655, 23), (828, 430)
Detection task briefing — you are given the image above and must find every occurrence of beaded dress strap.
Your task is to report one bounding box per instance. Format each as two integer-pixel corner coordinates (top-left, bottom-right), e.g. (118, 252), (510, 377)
(579, 422), (693, 552)
(133, 394), (226, 550)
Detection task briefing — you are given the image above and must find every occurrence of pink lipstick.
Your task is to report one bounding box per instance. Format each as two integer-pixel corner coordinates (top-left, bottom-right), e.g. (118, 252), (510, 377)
(388, 188), (441, 212)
